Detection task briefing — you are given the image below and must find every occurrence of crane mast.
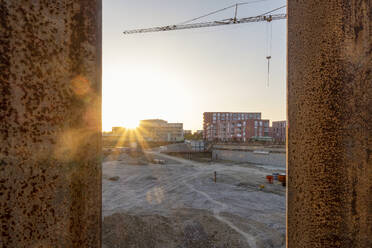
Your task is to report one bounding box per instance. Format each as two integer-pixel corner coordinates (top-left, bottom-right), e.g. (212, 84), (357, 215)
(123, 13), (286, 35)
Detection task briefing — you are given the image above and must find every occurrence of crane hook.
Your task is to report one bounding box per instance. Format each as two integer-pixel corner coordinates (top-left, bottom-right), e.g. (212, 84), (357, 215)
(266, 56), (271, 87)
(265, 19), (273, 87)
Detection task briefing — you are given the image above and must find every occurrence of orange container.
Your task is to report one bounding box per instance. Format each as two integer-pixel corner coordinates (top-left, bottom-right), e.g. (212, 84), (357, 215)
(266, 175), (274, 184)
(278, 175), (286, 183)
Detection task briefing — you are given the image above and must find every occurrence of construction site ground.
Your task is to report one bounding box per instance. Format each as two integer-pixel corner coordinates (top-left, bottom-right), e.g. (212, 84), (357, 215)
(102, 149), (286, 248)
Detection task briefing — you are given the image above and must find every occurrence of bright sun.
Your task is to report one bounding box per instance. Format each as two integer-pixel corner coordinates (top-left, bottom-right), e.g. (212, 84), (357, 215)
(124, 121), (139, 129)
(103, 58), (192, 132)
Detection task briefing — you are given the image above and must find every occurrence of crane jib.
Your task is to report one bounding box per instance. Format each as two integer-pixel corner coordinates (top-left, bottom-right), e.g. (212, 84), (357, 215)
(123, 14), (287, 35)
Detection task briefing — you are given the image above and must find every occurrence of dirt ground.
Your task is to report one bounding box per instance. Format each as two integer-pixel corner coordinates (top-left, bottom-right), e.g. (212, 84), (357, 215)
(102, 150), (286, 248)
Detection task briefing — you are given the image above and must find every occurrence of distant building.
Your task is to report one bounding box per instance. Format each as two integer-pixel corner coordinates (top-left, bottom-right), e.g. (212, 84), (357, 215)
(203, 112), (270, 142)
(195, 130), (203, 135)
(102, 131), (114, 137)
(185, 140), (205, 152)
(112, 127), (126, 135)
(184, 130), (192, 135)
(139, 119), (183, 142)
(272, 120), (286, 143)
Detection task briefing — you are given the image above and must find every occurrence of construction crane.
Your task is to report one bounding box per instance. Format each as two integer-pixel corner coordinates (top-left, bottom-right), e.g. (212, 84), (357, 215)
(122, 13), (286, 35)
(122, 4), (287, 87)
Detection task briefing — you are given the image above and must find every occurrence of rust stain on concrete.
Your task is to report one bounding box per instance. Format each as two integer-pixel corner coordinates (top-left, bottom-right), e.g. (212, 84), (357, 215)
(0, 1), (102, 247)
(287, 0), (371, 247)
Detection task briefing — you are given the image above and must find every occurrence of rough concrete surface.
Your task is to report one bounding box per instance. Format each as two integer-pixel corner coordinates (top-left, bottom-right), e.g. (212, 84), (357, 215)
(287, 0), (372, 247)
(0, 1), (102, 247)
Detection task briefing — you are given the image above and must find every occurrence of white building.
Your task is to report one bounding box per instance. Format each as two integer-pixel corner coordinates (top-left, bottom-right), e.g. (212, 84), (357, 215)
(139, 119), (184, 142)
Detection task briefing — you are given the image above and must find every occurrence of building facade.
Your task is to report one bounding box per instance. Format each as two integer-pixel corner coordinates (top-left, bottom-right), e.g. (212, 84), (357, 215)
(112, 126), (126, 135)
(272, 120), (286, 144)
(139, 119), (184, 142)
(183, 130), (192, 135)
(203, 112), (270, 142)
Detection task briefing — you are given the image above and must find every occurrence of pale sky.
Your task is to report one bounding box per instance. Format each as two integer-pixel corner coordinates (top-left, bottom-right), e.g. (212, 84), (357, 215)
(103, 0), (287, 131)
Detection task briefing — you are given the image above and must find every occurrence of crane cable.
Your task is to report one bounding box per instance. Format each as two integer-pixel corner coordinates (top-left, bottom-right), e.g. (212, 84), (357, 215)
(262, 5), (286, 87)
(179, 0), (272, 25)
(259, 5), (287, 16)
(266, 20), (273, 87)
(177, 2), (286, 88)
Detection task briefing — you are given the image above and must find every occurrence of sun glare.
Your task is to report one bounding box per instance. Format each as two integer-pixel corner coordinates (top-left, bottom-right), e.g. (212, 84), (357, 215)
(125, 122), (139, 129)
(102, 61), (192, 131)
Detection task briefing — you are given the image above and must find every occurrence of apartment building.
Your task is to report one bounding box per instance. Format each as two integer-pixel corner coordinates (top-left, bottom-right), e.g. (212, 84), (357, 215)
(272, 120), (286, 143)
(203, 112), (270, 142)
(138, 119), (183, 142)
(195, 130), (203, 135)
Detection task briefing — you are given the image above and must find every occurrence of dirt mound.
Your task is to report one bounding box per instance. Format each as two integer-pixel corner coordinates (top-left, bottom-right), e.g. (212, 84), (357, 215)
(179, 220), (216, 248)
(102, 209), (249, 248)
(103, 213), (176, 248)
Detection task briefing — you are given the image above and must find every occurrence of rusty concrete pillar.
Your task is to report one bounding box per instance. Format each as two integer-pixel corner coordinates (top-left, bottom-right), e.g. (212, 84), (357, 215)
(1, 1), (102, 247)
(287, 1), (371, 247)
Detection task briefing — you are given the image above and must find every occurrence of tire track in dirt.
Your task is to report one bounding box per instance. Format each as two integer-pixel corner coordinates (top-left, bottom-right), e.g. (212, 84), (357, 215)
(149, 151), (258, 247)
(184, 182), (257, 248)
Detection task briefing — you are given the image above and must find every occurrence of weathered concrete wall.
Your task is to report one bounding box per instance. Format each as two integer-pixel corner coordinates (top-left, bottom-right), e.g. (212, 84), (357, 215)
(212, 149), (286, 169)
(0, 1), (102, 247)
(287, 0), (371, 247)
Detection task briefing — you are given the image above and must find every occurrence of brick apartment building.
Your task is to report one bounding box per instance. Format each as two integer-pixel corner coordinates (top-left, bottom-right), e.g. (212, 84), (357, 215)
(203, 112), (270, 142)
(272, 120), (286, 143)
